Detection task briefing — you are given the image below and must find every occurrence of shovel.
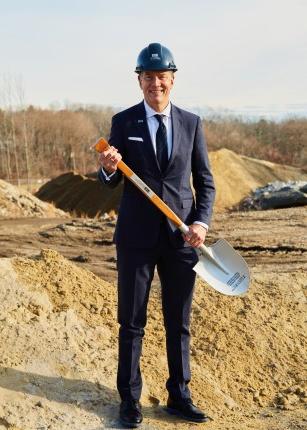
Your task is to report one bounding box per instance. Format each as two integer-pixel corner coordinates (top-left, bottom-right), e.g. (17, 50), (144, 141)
(94, 138), (250, 296)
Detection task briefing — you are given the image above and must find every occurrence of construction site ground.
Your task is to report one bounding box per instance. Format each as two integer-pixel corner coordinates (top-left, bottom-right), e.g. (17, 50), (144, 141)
(0, 206), (306, 429)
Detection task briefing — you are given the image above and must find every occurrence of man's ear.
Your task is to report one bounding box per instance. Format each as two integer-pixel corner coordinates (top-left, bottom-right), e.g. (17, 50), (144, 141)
(137, 74), (142, 89)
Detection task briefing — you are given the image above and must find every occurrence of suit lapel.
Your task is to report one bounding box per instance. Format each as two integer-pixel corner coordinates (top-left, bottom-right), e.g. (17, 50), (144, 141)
(166, 104), (182, 173)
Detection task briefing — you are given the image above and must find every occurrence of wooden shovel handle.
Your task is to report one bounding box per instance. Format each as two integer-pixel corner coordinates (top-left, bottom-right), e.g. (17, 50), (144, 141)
(94, 137), (183, 228)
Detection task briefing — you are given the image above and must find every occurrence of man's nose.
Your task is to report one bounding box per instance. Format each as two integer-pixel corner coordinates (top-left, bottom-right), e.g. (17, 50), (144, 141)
(151, 76), (162, 86)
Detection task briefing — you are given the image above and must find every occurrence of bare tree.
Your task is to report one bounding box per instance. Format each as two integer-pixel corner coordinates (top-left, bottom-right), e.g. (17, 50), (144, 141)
(15, 76), (32, 189)
(0, 79), (13, 181)
(1, 75), (20, 185)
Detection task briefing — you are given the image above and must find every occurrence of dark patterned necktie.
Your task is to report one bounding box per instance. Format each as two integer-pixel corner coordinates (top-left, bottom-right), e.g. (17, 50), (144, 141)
(154, 114), (168, 172)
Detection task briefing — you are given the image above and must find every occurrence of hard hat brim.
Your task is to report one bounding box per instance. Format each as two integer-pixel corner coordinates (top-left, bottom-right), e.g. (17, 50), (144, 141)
(135, 65), (177, 73)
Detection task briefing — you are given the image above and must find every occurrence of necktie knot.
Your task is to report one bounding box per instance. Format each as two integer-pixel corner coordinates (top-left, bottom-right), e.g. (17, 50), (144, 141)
(154, 114), (164, 125)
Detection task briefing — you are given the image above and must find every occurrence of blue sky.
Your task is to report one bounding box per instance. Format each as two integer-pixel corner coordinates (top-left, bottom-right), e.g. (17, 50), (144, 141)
(1, 0), (306, 117)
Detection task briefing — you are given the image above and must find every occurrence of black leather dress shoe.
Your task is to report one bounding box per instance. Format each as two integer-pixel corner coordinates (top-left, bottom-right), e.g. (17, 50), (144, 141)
(166, 397), (210, 423)
(119, 399), (143, 428)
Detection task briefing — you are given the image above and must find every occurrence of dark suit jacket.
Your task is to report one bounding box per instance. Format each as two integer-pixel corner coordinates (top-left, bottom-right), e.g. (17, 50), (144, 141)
(98, 101), (215, 248)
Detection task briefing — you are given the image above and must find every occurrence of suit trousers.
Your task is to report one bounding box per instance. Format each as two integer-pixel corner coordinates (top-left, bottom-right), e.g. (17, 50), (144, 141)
(116, 220), (198, 401)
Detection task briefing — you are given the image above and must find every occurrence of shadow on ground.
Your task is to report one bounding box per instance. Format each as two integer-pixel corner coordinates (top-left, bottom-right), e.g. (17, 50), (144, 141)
(0, 367), (184, 429)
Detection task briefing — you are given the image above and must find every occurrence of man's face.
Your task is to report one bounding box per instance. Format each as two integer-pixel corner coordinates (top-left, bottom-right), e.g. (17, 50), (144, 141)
(138, 70), (174, 110)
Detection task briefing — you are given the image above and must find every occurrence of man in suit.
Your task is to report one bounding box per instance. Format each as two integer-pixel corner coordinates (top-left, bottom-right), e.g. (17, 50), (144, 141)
(98, 43), (215, 427)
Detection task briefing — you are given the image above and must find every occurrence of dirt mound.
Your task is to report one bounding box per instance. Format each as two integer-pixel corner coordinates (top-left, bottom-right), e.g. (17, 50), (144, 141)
(35, 150), (307, 217)
(209, 149), (307, 211)
(0, 249), (305, 429)
(0, 179), (68, 218)
(0, 250), (118, 429)
(35, 171), (123, 217)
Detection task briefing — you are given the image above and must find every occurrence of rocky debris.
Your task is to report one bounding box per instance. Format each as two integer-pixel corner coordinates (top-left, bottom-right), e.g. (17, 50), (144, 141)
(0, 179), (69, 218)
(274, 386), (307, 410)
(0, 248), (305, 429)
(70, 255), (89, 263)
(239, 180), (307, 210)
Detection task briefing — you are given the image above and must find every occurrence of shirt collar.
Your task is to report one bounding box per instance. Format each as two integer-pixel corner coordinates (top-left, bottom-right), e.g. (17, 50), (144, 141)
(143, 99), (171, 118)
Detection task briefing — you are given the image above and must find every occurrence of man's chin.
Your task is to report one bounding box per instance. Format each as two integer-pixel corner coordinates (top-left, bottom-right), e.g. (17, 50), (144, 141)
(148, 96), (165, 104)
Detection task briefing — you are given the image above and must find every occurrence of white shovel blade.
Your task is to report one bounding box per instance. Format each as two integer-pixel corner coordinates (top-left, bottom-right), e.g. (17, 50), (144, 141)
(193, 239), (250, 296)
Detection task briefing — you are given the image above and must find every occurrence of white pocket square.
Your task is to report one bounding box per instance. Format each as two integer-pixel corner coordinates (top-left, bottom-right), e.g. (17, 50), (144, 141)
(128, 136), (143, 142)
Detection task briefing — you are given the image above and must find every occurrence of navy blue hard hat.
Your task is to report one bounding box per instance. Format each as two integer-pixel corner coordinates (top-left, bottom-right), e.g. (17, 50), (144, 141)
(135, 43), (177, 73)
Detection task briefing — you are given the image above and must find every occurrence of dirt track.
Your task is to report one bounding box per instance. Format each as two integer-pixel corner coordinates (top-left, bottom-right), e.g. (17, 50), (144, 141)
(0, 206), (306, 281)
(0, 207), (306, 430)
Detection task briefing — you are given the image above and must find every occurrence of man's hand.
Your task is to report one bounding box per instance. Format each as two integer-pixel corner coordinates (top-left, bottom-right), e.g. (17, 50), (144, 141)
(98, 146), (122, 174)
(183, 224), (207, 248)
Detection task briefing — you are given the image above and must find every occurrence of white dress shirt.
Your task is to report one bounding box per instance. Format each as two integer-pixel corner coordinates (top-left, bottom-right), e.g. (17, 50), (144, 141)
(143, 99), (172, 159)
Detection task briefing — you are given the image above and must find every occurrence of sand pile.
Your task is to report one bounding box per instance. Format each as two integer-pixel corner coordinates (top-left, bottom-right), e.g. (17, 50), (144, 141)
(0, 179), (68, 218)
(209, 149), (307, 211)
(35, 150), (307, 217)
(0, 249), (305, 429)
(35, 172), (123, 217)
(0, 250), (118, 430)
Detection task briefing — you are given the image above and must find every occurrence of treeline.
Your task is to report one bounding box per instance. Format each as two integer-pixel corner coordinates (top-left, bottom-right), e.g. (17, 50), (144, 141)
(205, 115), (307, 167)
(0, 105), (114, 182)
(0, 106), (306, 182)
